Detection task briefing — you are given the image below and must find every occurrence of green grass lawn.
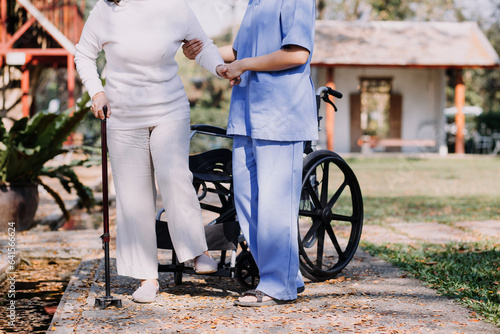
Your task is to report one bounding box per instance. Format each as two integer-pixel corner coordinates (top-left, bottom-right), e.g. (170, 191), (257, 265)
(346, 156), (500, 224)
(344, 155), (500, 326)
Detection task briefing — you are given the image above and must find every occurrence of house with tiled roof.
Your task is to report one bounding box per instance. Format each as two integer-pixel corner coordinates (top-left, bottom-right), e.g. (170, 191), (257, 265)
(311, 20), (500, 154)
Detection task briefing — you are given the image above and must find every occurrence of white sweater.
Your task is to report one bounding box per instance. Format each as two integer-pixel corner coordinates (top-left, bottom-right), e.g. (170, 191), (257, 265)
(75, 0), (224, 129)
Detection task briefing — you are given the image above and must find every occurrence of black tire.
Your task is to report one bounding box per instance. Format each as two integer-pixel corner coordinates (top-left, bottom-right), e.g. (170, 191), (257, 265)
(235, 250), (259, 290)
(298, 150), (363, 281)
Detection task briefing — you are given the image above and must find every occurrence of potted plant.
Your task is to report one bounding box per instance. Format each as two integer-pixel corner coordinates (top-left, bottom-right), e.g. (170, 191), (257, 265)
(0, 92), (95, 232)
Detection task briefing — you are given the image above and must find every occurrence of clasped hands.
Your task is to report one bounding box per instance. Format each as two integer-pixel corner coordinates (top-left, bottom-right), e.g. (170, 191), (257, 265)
(216, 64), (242, 87)
(182, 39), (242, 87)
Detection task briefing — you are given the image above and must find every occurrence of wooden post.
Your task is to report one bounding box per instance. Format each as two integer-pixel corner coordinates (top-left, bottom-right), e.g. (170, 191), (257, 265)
(325, 67), (335, 151)
(454, 70), (465, 154)
(21, 65), (30, 117)
(1, 0), (7, 47)
(67, 54), (75, 108)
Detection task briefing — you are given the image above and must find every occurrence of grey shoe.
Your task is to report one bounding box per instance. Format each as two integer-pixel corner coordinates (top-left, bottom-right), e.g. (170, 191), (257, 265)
(132, 281), (159, 303)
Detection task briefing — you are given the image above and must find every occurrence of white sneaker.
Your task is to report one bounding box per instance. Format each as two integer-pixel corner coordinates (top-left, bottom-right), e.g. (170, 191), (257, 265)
(132, 281), (159, 303)
(194, 253), (218, 274)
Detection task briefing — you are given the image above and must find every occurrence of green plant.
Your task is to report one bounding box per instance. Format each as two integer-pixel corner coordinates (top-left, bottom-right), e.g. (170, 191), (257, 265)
(0, 92), (95, 220)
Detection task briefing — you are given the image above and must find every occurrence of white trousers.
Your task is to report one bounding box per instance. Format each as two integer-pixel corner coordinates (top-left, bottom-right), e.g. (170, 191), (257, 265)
(232, 135), (305, 300)
(107, 118), (208, 279)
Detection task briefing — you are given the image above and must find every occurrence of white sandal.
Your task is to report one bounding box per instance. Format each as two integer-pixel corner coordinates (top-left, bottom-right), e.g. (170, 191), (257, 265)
(194, 253), (218, 274)
(132, 281), (159, 303)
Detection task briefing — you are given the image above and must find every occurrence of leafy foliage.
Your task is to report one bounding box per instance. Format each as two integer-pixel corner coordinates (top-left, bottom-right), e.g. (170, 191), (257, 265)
(369, 0), (414, 20)
(0, 92), (95, 213)
(40, 159), (96, 219)
(317, 0), (457, 21)
(0, 93), (91, 183)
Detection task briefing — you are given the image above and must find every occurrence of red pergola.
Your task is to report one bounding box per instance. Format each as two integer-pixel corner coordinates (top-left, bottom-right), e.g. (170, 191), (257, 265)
(0, 0), (85, 117)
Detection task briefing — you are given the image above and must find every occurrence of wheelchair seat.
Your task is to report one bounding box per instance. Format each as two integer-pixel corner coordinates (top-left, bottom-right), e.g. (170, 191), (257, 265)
(189, 148), (232, 183)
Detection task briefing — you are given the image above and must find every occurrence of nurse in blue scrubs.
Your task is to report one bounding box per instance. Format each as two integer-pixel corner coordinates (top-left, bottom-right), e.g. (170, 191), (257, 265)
(218, 0), (317, 306)
(184, 0), (317, 306)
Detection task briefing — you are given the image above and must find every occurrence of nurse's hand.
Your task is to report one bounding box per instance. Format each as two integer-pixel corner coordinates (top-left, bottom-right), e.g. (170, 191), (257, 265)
(224, 60), (245, 85)
(91, 91), (111, 120)
(229, 77), (241, 87)
(216, 64), (229, 78)
(217, 65), (241, 86)
(182, 39), (203, 60)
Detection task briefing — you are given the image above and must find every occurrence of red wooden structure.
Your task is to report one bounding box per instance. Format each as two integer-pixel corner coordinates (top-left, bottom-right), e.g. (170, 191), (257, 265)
(0, 0), (85, 117)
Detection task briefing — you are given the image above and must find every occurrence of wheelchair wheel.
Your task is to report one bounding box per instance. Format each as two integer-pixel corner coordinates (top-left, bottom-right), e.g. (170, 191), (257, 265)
(235, 250), (259, 290)
(298, 150), (363, 281)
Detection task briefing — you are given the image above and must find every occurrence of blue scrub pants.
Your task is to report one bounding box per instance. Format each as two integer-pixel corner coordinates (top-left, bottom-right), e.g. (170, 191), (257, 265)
(232, 135), (305, 300)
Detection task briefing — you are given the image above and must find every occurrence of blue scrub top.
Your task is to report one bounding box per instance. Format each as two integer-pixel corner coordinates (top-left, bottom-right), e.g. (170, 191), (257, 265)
(227, 0), (318, 141)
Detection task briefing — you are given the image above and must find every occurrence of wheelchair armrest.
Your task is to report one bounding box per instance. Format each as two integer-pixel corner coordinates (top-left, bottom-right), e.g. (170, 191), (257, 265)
(191, 124), (228, 136)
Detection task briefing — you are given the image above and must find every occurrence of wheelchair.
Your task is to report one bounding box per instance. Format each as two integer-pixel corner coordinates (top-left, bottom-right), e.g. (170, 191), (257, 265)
(155, 87), (364, 289)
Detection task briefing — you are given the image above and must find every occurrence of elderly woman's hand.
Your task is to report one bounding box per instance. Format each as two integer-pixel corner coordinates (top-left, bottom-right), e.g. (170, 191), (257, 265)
(182, 39), (203, 60)
(91, 91), (111, 120)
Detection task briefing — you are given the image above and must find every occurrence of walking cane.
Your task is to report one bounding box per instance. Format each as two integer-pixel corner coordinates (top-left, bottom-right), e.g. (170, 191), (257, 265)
(95, 105), (122, 309)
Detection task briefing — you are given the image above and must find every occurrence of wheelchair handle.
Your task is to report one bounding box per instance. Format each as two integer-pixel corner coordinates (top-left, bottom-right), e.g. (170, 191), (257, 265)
(190, 124), (233, 140)
(316, 86), (342, 113)
(191, 124), (227, 136)
(316, 86), (343, 99)
(305, 86), (343, 155)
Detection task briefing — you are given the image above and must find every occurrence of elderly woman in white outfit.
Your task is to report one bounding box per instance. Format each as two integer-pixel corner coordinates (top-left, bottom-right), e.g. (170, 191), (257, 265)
(74, 0), (225, 303)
